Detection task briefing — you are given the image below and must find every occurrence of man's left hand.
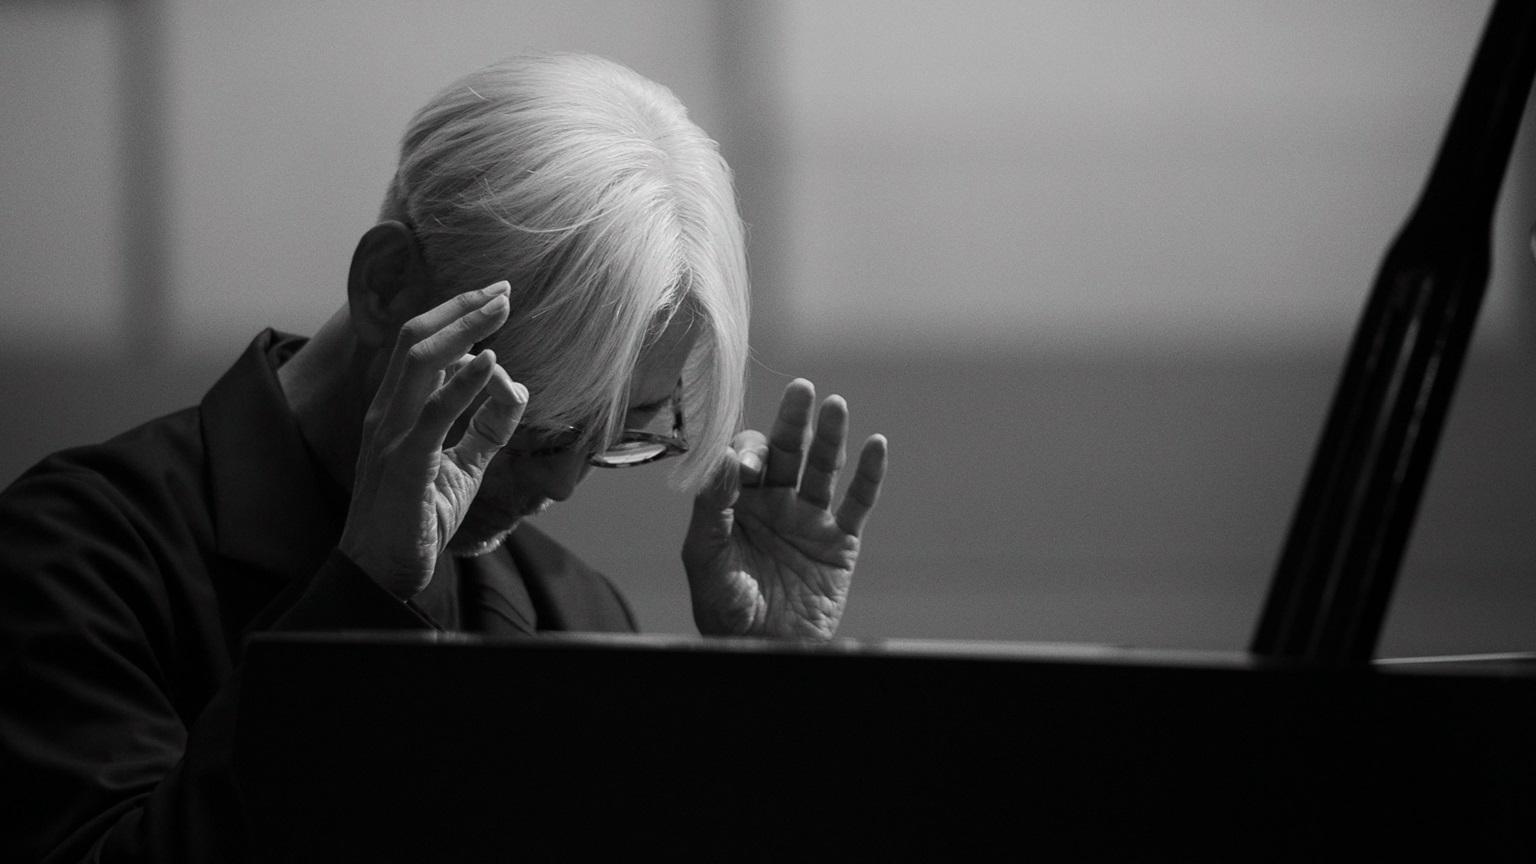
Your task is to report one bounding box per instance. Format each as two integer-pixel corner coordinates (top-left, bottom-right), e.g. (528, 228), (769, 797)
(682, 378), (887, 639)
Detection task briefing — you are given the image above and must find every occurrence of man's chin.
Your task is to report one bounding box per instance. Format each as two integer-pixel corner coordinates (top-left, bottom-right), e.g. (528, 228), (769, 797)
(448, 499), (553, 558)
(447, 524), (518, 558)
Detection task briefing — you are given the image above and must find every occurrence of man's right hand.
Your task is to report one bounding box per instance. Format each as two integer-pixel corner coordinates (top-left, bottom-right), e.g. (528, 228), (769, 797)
(339, 281), (527, 600)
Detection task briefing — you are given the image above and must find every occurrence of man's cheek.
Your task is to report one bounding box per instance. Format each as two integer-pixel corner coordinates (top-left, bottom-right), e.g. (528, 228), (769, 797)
(473, 458), (520, 503)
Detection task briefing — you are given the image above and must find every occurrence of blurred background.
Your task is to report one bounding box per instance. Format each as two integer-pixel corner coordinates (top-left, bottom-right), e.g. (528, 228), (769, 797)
(2, 0), (1532, 655)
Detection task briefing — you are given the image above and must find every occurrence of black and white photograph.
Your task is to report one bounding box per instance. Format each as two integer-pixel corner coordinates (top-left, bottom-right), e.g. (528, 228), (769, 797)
(2, 1), (1533, 860)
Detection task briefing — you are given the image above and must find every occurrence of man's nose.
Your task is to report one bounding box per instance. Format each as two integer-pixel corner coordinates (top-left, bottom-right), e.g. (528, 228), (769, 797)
(538, 449), (592, 502)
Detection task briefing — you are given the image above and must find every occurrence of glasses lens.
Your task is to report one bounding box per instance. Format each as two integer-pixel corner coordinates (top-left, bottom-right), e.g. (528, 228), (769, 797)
(593, 441), (668, 467)
(508, 423), (583, 457)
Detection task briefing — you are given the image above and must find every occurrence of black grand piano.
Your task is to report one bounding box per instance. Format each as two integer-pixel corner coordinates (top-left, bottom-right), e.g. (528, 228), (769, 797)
(236, 4), (1536, 860)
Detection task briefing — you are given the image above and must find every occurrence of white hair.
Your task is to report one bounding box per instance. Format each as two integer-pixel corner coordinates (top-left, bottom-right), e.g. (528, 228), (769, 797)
(381, 53), (750, 493)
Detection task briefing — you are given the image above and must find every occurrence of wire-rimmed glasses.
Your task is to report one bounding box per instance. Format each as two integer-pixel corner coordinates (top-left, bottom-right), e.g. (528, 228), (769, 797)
(508, 379), (688, 468)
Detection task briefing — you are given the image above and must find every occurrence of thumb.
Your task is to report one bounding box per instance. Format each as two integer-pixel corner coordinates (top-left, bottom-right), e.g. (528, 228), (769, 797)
(692, 448), (742, 515)
(731, 429), (769, 489)
(692, 429), (770, 513)
(685, 451), (744, 564)
(451, 365), (527, 475)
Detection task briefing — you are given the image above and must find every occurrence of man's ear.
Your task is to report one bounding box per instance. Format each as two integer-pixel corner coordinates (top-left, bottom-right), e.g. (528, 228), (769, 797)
(346, 221), (432, 349)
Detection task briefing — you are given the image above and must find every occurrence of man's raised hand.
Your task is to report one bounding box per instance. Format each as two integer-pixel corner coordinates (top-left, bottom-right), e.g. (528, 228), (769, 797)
(682, 378), (888, 639)
(339, 281), (526, 599)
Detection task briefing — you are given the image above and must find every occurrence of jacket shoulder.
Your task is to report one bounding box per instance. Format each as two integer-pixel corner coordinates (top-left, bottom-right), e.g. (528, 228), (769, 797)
(2, 406), (212, 553)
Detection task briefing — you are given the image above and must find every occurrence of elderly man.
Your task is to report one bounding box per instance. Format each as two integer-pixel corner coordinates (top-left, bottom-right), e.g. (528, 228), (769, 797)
(0, 53), (886, 862)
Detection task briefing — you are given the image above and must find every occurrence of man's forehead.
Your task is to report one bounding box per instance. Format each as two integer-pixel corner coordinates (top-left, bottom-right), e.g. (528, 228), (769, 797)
(625, 374), (679, 419)
(627, 316), (699, 409)
(626, 389), (672, 415)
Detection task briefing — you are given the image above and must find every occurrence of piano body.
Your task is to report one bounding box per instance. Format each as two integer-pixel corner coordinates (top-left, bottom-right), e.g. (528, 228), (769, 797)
(236, 3), (1536, 859)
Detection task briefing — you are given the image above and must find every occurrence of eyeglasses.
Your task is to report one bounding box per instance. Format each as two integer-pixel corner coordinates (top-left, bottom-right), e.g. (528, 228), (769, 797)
(507, 380), (688, 468)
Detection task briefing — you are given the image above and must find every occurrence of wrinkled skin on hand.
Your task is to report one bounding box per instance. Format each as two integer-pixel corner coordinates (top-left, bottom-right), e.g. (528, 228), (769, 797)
(683, 379), (887, 640)
(339, 282), (527, 599)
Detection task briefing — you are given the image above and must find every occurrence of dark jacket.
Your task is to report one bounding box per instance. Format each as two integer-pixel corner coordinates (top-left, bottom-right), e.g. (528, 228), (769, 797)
(0, 330), (635, 862)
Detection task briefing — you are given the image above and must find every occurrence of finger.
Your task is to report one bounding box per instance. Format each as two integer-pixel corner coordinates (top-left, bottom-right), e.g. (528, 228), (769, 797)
(763, 378), (815, 488)
(412, 349), (500, 450)
(732, 429), (769, 487)
(834, 434), (887, 537)
(375, 281), (511, 421)
(797, 396), (847, 510)
(449, 364), (528, 475)
(376, 281), (509, 401)
(388, 293), (510, 419)
(435, 353), (484, 443)
(692, 448), (743, 513)
(440, 352), (477, 384)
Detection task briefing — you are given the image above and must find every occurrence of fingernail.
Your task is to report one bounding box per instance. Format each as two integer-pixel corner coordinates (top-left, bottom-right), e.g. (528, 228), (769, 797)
(483, 280), (511, 296)
(510, 382), (529, 404)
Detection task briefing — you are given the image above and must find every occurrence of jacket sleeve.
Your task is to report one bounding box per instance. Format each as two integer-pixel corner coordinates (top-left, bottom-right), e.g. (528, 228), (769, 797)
(0, 469), (427, 863)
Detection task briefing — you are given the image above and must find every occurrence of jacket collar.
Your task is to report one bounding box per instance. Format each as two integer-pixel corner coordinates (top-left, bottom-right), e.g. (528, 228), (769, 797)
(201, 329), (346, 584)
